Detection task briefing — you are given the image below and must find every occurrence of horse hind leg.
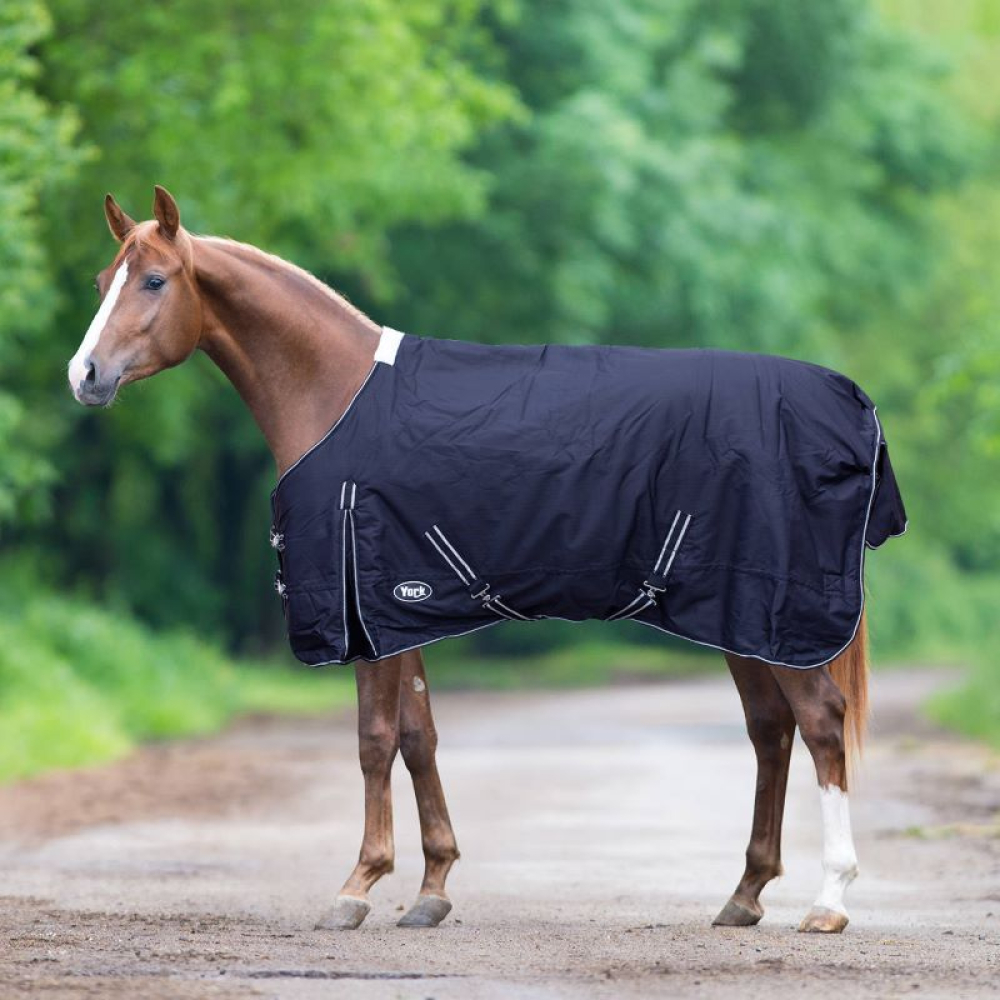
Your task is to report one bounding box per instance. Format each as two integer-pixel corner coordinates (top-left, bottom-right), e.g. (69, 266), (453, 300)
(770, 653), (864, 934)
(396, 649), (460, 928)
(316, 655), (403, 930)
(713, 653), (796, 927)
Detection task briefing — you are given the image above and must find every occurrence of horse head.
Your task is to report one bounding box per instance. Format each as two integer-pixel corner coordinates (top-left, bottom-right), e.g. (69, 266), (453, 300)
(68, 186), (202, 406)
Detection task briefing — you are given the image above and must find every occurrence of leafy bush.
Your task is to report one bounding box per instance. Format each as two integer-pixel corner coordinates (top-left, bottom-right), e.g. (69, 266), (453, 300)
(930, 661), (1000, 748)
(0, 587), (351, 782)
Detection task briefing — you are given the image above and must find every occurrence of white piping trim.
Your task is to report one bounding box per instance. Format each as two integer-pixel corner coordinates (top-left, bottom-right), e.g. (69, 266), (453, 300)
(374, 327), (405, 366)
(341, 511), (349, 653)
(349, 509), (378, 656)
(305, 616), (509, 667)
(866, 519), (909, 549)
(274, 364), (378, 491)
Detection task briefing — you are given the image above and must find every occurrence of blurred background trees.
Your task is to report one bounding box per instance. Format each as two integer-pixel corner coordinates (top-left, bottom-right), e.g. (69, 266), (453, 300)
(0, 1), (83, 529)
(0, 0), (997, 735)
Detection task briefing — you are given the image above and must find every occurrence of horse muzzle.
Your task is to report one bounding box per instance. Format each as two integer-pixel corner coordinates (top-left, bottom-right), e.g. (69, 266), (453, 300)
(70, 358), (121, 407)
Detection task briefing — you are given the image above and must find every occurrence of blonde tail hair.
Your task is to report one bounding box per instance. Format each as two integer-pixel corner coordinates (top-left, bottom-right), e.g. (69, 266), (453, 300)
(828, 609), (870, 777)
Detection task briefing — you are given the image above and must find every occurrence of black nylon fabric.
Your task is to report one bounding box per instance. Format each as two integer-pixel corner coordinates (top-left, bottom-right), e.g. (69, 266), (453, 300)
(270, 335), (907, 669)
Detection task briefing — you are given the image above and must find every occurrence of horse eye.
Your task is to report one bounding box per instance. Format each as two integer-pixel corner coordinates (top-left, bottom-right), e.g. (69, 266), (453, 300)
(145, 276), (165, 291)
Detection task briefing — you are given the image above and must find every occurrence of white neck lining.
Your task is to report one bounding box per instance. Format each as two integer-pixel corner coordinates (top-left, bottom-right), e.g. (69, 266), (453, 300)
(375, 327), (405, 366)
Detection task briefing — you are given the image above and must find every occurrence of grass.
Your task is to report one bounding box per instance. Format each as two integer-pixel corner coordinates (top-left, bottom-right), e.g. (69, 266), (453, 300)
(0, 589), (716, 783)
(0, 581), (712, 783)
(864, 545), (1000, 747)
(5, 540), (999, 782)
(927, 658), (1000, 749)
(0, 592), (352, 782)
(425, 633), (716, 691)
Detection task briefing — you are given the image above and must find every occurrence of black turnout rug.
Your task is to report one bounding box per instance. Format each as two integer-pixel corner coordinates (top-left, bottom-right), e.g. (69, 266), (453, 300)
(270, 329), (906, 669)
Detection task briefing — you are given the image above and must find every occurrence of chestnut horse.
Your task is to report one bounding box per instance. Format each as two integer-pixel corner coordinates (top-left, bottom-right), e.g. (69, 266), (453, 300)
(69, 187), (867, 933)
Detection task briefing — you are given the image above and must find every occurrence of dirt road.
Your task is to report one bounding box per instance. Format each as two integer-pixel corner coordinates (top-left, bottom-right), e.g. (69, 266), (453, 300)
(1, 669), (998, 999)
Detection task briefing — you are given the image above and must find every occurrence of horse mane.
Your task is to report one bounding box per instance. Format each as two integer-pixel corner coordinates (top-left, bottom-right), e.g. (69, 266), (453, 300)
(109, 226), (376, 333)
(195, 236), (379, 332)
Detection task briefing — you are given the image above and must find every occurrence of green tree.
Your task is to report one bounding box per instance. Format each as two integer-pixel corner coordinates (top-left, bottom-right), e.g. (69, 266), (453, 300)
(391, 0), (972, 369)
(4, 0), (989, 661)
(865, 0), (1000, 573)
(386, 0), (985, 659)
(25, 0), (516, 644)
(0, 1), (84, 530)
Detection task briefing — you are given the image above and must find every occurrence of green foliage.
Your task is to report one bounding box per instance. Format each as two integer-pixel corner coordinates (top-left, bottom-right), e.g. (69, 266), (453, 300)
(427, 635), (714, 691)
(0, 1), (85, 530)
(391, 0), (974, 364)
(41, 0), (518, 286)
(0, 0), (998, 775)
(864, 544), (1000, 663)
(0, 573), (352, 781)
(930, 660), (1000, 749)
(866, 0), (1000, 740)
(16, 0), (518, 641)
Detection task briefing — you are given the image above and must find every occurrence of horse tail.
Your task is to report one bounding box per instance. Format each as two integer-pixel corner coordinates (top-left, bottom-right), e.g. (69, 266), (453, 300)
(828, 609), (870, 776)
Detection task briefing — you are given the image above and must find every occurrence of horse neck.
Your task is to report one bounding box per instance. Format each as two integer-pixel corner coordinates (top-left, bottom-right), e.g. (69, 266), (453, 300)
(192, 238), (380, 475)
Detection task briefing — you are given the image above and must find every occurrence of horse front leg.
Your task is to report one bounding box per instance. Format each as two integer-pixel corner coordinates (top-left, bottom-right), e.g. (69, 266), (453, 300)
(316, 655), (403, 930)
(396, 648), (460, 927)
(713, 653), (796, 927)
(770, 663), (858, 933)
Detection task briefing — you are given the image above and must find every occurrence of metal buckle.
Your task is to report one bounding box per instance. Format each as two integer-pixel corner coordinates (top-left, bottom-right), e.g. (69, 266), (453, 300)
(274, 572), (287, 597)
(269, 528), (285, 552)
(641, 580), (666, 600)
(469, 583), (491, 603)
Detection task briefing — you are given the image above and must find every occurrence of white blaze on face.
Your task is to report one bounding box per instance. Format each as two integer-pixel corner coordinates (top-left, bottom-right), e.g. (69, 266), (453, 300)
(68, 260), (129, 395)
(813, 784), (859, 915)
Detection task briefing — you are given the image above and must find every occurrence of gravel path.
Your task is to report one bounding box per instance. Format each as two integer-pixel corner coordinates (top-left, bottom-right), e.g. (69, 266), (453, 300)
(1, 668), (997, 998)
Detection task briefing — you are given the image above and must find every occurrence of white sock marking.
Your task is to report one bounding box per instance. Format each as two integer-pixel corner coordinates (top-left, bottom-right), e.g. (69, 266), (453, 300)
(813, 785), (858, 915)
(68, 260), (129, 393)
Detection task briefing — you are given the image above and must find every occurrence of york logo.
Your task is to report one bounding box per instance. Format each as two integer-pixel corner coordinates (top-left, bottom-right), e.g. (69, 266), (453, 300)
(393, 581), (433, 603)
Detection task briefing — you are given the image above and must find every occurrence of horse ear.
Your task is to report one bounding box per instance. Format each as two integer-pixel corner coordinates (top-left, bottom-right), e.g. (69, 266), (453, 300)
(152, 185), (180, 240)
(104, 193), (136, 243)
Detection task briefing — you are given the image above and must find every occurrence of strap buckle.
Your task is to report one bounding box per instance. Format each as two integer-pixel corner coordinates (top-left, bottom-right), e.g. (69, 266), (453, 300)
(274, 572), (287, 597)
(269, 527), (285, 552)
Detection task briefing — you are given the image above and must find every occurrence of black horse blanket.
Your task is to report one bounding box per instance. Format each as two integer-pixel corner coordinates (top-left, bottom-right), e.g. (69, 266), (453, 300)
(270, 329), (906, 670)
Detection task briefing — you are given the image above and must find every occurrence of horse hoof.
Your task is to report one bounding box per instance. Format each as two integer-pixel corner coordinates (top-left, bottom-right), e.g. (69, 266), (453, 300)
(712, 896), (763, 927)
(798, 906), (849, 934)
(315, 894), (371, 930)
(397, 894), (452, 928)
